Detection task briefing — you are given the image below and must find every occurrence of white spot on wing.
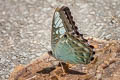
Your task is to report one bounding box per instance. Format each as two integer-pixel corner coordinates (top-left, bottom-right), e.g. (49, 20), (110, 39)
(55, 12), (59, 18)
(54, 12), (64, 29)
(56, 30), (59, 34)
(55, 19), (62, 28)
(54, 12), (60, 27)
(59, 27), (66, 35)
(59, 22), (64, 27)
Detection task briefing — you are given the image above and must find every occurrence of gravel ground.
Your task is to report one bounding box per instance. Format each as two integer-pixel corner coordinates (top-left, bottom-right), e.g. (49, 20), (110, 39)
(0, 0), (120, 80)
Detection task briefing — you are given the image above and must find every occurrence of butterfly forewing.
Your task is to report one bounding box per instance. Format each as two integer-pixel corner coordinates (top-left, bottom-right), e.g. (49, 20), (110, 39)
(51, 7), (77, 50)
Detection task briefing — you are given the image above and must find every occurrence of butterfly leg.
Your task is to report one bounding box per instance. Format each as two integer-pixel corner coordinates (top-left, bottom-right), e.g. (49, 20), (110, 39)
(59, 62), (69, 73)
(52, 62), (69, 77)
(48, 51), (69, 73)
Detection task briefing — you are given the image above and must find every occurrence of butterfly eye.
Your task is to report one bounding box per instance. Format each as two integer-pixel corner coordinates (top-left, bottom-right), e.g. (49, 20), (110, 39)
(48, 51), (53, 56)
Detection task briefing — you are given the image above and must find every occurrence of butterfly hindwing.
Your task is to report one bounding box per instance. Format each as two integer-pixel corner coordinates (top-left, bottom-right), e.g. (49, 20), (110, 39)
(54, 33), (93, 64)
(51, 6), (77, 50)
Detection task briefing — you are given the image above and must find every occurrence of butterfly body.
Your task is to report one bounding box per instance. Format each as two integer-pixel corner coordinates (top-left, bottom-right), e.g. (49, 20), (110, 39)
(51, 6), (95, 64)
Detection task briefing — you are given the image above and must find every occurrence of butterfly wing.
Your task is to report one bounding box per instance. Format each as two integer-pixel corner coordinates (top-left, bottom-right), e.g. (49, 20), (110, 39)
(51, 6), (94, 64)
(54, 33), (94, 64)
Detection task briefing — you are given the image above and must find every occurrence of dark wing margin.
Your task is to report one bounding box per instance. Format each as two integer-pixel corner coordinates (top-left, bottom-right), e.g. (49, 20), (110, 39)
(59, 6), (88, 42)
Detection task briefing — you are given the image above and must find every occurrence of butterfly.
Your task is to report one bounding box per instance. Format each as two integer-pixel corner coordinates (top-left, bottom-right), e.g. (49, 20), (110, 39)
(49, 6), (95, 65)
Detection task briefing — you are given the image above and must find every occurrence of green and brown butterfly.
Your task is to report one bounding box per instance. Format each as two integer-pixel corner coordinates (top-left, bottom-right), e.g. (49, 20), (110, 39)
(48, 6), (95, 73)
